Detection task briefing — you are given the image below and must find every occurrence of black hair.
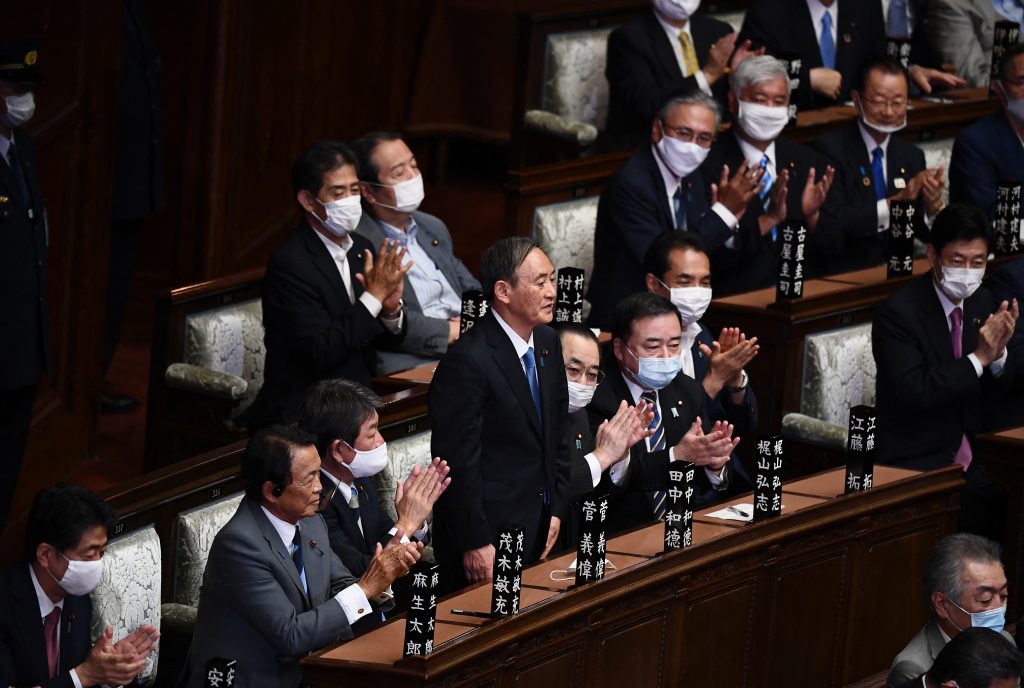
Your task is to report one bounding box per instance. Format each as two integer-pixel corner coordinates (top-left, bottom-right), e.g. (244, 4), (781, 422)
(611, 292), (682, 344)
(928, 204), (992, 255)
(642, 231), (708, 281)
(1000, 44), (1024, 82)
(927, 627), (1023, 688)
(297, 379), (382, 460)
(24, 484), (116, 562)
(351, 131), (405, 185)
(242, 425), (318, 502)
(854, 57), (908, 95)
(555, 322), (600, 347)
(290, 140), (359, 196)
(479, 236), (540, 300)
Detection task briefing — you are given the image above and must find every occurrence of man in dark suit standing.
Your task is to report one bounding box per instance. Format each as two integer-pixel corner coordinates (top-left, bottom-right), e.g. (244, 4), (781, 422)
(701, 56), (836, 293)
(0, 40), (49, 530)
(873, 204), (1020, 539)
(589, 293), (742, 534)
(1, 484), (158, 688)
(352, 132), (481, 374)
(297, 378), (449, 578)
(813, 58), (945, 274)
(249, 141), (410, 428)
(603, 0), (761, 151)
(429, 238), (571, 592)
(740, 0), (887, 108)
(180, 426), (420, 688)
(587, 91), (760, 329)
(950, 45), (1024, 217)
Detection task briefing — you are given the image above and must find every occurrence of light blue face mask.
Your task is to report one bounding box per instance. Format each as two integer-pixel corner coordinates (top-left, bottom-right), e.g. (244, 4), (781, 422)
(946, 596), (1007, 633)
(626, 347), (681, 390)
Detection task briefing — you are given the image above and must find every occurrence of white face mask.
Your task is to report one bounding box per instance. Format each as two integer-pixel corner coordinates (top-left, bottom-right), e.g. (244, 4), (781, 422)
(345, 440), (389, 479)
(998, 82), (1024, 124)
(49, 552), (104, 596)
(937, 265), (985, 302)
(315, 195), (362, 237)
(737, 101), (789, 142)
(651, 0), (701, 21)
(660, 282), (712, 325)
(567, 380), (597, 414)
(857, 101), (906, 135)
(655, 127), (710, 178)
(1, 92), (34, 129)
(373, 174), (424, 213)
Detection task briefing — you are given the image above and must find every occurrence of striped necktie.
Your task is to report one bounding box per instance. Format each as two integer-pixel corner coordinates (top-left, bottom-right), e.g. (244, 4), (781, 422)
(642, 391), (668, 520)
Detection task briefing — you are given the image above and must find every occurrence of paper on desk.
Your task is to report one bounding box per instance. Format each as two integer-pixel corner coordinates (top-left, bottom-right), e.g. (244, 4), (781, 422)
(705, 502), (787, 522)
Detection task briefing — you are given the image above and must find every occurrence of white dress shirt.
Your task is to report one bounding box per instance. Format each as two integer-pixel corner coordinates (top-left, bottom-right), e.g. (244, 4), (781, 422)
(492, 308), (536, 376)
(313, 228), (402, 334)
(931, 281), (1007, 378)
(651, 144), (739, 231)
(678, 322), (702, 379)
(653, 12), (713, 95)
(28, 565), (83, 688)
(806, 0), (838, 50)
(259, 505), (372, 624)
(858, 120), (894, 232)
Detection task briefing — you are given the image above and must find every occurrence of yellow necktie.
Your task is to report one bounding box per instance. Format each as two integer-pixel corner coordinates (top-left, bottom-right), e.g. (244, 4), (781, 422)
(678, 31), (699, 77)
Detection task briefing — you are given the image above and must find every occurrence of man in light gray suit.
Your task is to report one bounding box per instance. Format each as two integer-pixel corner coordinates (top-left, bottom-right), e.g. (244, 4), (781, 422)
(353, 131), (480, 373)
(889, 534), (1012, 687)
(927, 0), (1009, 88)
(178, 425), (421, 688)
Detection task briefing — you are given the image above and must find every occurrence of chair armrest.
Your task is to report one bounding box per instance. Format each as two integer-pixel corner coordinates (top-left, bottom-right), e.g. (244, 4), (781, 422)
(165, 363), (247, 401)
(523, 110), (599, 147)
(159, 602), (198, 634)
(781, 413), (848, 451)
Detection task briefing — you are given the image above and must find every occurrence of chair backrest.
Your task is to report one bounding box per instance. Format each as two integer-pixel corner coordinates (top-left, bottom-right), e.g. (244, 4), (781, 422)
(183, 299), (265, 416)
(174, 492), (244, 607)
(374, 430), (434, 525)
(919, 137), (954, 208)
(800, 323), (877, 427)
(542, 28), (615, 131)
(712, 11), (745, 33)
(90, 526), (162, 685)
(533, 195), (600, 277)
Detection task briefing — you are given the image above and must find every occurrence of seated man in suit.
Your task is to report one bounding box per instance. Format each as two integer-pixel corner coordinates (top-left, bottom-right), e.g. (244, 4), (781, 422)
(889, 534), (1012, 687)
(951, 44), (1024, 216)
(430, 238), (571, 593)
(927, 0), (1021, 88)
(701, 56), (836, 293)
(813, 58), (945, 274)
(587, 90), (760, 328)
(180, 425), (421, 688)
(873, 204), (1019, 539)
(297, 378), (450, 578)
(643, 231), (759, 435)
(908, 627), (1023, 688)
(1, 484), (158, 688)
(352, 131), (481, 373)
(589, 292), (742, 534)
(603, 0), (761, 150)
(556, 323), (650, 549)
(249, 141), (410, 428)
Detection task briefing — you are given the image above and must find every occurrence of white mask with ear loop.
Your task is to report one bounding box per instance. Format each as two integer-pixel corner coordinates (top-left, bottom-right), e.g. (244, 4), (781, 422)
(549, 557), (617, 582)
(344, 440), (389, 479)
(48, 552), (104, 596)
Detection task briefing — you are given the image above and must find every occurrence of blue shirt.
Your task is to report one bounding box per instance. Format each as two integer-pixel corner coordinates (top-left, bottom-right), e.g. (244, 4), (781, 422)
(377, 217), (462, 319)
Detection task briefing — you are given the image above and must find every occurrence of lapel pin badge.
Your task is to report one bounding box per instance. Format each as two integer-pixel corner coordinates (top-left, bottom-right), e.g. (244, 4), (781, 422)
(843, 33), (852, 44)
(431, 239), (439, 246)
(862, 176), (872, 187)
(894, 178), (906, 189)
(671, 407), (679, 418)
(309, 539), (317, 548)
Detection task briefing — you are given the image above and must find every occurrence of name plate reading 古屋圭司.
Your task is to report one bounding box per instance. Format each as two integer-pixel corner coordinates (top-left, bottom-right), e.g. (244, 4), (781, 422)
(776, 221), (806, 301)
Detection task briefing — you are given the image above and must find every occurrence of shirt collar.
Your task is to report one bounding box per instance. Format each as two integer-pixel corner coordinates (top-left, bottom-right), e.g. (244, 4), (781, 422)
(736, 135), (777, 170)
(260, 505), (298, 550)
(651, 143), (682, 199)
(680, 322), (702, 347)
(0, 132), (11, 162)
(806, 0), (836, 29)
(378, 216), (418, 245)
(653, 10), (691, 43)
(492, 307), (535, 360)
(932, 276), (962, 314)
(857, 119), (890, 158)
(313, 225), (354, 261)
(28, 563), (61, 618)
(620, 368), (651, 403)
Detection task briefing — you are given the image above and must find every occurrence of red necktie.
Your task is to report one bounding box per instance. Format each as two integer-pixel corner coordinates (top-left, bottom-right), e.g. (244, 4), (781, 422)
(950, 307), (973, 470)
(44, 607), (61, 678)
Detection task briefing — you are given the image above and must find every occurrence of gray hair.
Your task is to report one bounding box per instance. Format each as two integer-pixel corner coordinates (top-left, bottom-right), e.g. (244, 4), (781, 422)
(656, 90), (722, 131)
(921, 534), (1003, 619)
(480, 236), (540, 300)
(730, 55), (790, 97)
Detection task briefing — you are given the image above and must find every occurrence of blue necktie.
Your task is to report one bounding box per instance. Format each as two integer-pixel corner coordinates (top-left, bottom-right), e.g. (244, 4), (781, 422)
(291, 529), (308, 596)
(7, 143), (31, 211)
(871, 147), (886, 202)
(820, 10), (836, 70)
(673, 185), (688, 230)
(758, 156), (778, 242)
(642, 391), (668, 520)
(888, 0), (910, 37)
(522, 347), (542, 420)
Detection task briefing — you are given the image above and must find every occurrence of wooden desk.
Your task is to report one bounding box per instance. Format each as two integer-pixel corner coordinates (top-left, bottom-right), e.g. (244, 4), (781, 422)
(976, 426), (1024, 620)
(303, 465), (963, 688)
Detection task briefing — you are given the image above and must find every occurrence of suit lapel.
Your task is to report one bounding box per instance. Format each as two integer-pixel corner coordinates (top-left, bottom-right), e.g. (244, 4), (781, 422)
(657, 378), (694, 446)
(250, 500), (309, 606)
(10, 566), (51, 680)
(484, 313), (542, 437)
(644, 11), (684, 82)
(298, 517), (328, 603)
(323, 471), (370, 553)
(918, 277), (958, 364)
(796, 2), (824, 70)
(642, 146), (675, 229)
(354, 479), (380, 550)
(303, 223), (352, 306)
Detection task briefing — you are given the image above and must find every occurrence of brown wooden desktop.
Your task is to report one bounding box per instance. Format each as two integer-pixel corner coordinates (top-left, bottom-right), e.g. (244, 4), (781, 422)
(302, 465), (963, 688)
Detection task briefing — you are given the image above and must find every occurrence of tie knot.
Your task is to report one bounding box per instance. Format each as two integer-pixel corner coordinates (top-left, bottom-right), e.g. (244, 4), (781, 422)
(44, 607), (61, 625)
(292, 528), (302, 547)
(641, 391), (657, 404)
(760, 155), (769, 169)
(872, 146), (883, 162)
(822, 10), (833, 28)
(951, 306), (963, 327)
(523, 347), (536, 369)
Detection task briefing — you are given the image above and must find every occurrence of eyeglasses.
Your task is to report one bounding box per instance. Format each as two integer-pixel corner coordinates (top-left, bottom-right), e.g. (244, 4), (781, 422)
(660, 121), (715, 148)
(861, 98), (907, 112)
(565, 363), (604, 386)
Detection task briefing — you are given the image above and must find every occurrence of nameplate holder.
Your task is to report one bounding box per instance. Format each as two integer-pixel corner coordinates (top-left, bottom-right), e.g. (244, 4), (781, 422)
(995, 183), (1023, 256)
(491, 524), (525, 616)
(572, 491), (610, 586)
(844, 405), (877, 495)
(754, 436), (784, 522)
(991, 21), (1021, 94)
(204, 658), (237, 688)
(460, 290), (489, 335)
(885, 37), (911, 70)
(555, 267), (586, 325)
(403, 562), (440, 657)
(887, 200), (916, 278)
(776, 221), (806, 301)
(778, 52), (802, 126)
(664, 463), (695, 551)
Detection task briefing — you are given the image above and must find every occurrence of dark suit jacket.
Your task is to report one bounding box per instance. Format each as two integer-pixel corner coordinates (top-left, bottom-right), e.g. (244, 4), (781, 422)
(249, 220), (405, 427)
(354, 211), (480, 373)
(739, 0), (885, 109)
(603, 10), (734, 151)
(989, 257), (1024, 349)
(586, 145), (731, 329)
(691, 324), (759, 437)
(429, 311), (570, 591)
(699, 130), (840, 294)
(812, 121), (928, 274)
(559, 410), (612, 551)
(873, 275), (1019, 469)
(950, 111), (1024, 217)
(0, 565), (92, 688)
(180, 497), (379, 688)
(0, 129), (50, 389)
(319, 473), (394, 578)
